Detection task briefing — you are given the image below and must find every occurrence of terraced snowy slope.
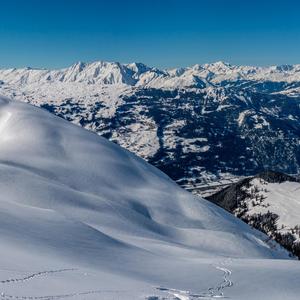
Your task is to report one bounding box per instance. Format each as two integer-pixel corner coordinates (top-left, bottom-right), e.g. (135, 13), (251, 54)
(0, 96), (299, 300)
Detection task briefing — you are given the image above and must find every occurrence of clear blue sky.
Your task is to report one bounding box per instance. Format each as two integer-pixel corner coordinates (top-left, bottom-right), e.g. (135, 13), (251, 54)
(0, 0), (300, 69)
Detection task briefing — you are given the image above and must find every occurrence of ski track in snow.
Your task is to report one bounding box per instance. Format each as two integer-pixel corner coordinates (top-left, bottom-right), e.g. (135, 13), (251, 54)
(156, 259), (233, 299)
(0, 262), (233, 300)
(0, 268), (150, 300)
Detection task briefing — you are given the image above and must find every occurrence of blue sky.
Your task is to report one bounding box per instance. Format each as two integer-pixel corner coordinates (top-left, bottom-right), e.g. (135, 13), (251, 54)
(0, 0), (300, 69)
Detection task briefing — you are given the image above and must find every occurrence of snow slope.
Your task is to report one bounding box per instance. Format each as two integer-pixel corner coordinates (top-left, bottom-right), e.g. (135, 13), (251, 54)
(0, 96), (299, 299)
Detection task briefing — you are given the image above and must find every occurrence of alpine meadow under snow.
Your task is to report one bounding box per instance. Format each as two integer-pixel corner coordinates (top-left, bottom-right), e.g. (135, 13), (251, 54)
(0, 96), (299, 299)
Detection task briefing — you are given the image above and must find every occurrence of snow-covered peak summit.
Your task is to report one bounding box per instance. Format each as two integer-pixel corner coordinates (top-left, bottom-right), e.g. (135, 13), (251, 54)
(203, 61), (233, 71)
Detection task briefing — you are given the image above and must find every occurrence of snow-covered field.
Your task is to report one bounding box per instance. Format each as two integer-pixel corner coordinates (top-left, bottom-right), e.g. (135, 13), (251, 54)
(0, 95), (298, 299)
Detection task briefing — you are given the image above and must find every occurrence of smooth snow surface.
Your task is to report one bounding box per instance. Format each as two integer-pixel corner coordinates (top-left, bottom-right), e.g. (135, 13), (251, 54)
(0, 96), (299, 300)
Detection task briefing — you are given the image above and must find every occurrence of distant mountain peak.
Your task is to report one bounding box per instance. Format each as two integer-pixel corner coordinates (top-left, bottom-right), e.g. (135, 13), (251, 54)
(70, 61), (86, 70)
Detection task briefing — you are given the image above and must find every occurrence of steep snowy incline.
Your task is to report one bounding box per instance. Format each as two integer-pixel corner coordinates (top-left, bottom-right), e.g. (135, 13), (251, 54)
(0, 96), (299, 300)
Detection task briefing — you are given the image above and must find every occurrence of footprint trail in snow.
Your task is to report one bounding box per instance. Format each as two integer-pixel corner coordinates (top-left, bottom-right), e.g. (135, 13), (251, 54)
(0, 269), (104, 300)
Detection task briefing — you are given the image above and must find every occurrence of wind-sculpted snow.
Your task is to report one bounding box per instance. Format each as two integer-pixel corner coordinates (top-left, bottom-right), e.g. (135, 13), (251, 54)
(0, 96), (299, 299)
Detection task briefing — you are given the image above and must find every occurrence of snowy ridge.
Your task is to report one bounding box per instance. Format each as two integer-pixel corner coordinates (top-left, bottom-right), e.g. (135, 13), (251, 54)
(0, 96), (299, 299)
(207, 171), (300, 259)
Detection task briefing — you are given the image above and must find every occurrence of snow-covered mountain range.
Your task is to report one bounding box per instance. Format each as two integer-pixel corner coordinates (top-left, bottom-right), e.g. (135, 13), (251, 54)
(0, 96), (299, 299)
(0, 61), (300, 185)
(2, 60), (300, 88)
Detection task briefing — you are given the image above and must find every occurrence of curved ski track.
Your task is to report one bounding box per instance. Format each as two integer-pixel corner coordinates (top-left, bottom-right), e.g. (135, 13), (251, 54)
(156, 258), (233, 299)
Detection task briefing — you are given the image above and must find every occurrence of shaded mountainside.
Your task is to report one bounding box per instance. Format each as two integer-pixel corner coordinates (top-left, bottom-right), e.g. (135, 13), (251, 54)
(36, 87), (300, 184)
(1, 61), (300, 185)
(207, 171), (300, 258)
